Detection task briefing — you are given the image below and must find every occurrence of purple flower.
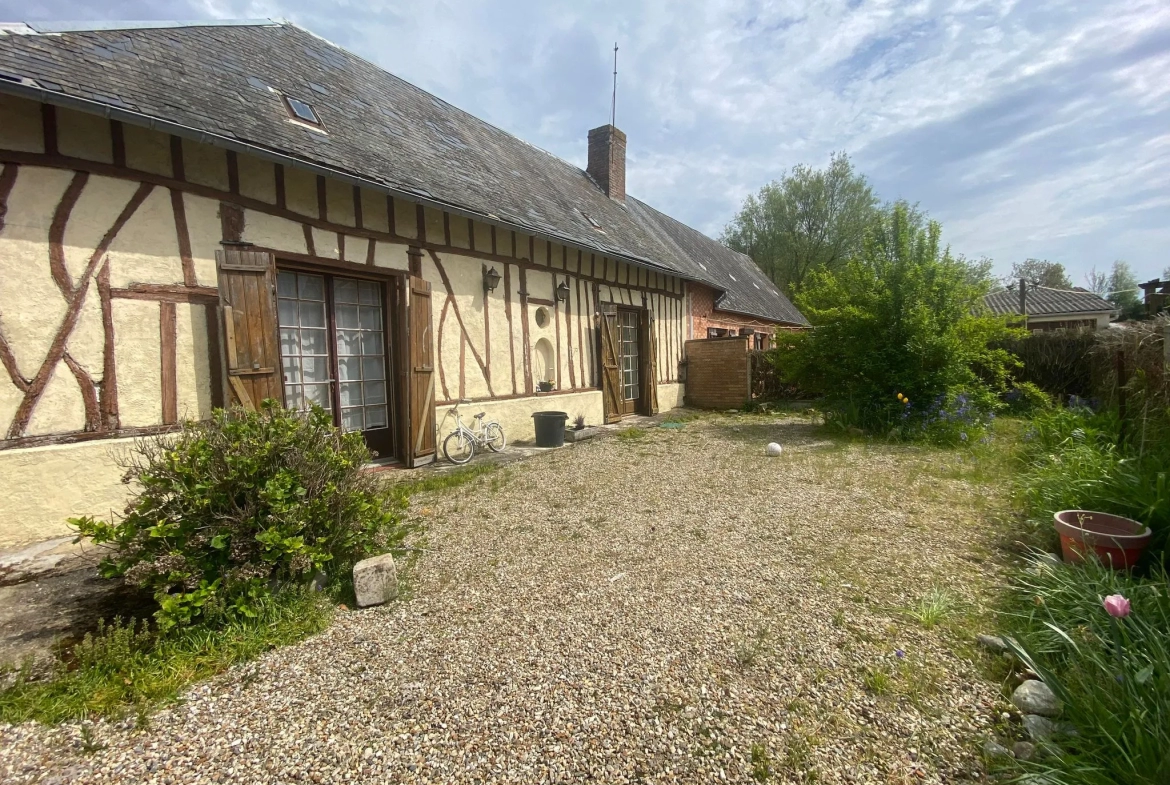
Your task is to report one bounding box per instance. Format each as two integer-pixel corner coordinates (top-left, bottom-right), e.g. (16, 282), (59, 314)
(895, 649), (905, 659)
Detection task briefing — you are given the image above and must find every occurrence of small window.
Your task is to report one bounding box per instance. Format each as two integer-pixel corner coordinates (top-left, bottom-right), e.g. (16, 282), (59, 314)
(283, 95), (321, 126)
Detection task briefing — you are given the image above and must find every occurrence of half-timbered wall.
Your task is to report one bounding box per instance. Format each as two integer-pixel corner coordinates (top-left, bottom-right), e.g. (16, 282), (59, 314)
(0, 93), (685, 546)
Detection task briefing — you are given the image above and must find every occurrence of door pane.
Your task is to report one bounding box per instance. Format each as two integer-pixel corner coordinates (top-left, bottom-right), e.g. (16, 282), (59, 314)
(337, 356), (360, 381)
(364, 380), (386, 405)
(342, 407), (364, 431)
(278, 272), (332, 414)
(619, 311), (640, 402)
(365, 406), (387, 428)
(339, 382), (363, 407)
(334, 278), (359, 304)
(336, 329), (361, 356)
(299, 274), (324, 301)
(300, 329), (328, 355)
(332, 276), (388, 433)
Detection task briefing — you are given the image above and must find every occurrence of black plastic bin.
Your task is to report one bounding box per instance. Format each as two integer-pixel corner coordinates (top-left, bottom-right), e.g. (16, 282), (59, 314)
(532, 411), (569, 447)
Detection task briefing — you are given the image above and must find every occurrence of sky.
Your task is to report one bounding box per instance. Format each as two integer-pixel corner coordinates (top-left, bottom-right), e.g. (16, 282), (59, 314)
(4, 0), (1169, 287)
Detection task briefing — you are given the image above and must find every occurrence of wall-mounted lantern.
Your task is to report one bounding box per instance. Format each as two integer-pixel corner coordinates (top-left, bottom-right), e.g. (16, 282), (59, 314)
(555, 280), (570, 302)
(483, 266), (502, 294)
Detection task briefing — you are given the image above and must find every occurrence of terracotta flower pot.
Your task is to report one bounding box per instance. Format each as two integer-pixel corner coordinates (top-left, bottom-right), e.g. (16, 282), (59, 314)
(1053, 510), (1152, 569)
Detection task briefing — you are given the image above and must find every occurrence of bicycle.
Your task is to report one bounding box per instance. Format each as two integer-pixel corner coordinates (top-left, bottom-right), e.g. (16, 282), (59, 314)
(442, 399), (506, 464)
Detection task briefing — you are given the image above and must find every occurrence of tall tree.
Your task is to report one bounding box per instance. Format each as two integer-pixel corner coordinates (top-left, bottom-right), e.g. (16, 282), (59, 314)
(1107, 260), (1143, 320)
(1007, 258), (1073, 289)
(720, 152), (878, 297)
(1085, 266), (1109, 296)
(774, 203), (1015, 434)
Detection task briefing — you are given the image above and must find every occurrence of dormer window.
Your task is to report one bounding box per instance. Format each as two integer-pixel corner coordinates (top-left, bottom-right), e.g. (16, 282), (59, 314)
(283, 95), (322, 127)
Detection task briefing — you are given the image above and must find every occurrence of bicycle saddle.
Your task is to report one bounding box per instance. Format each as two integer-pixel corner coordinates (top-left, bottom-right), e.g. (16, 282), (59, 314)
(475, 412), (486, 419)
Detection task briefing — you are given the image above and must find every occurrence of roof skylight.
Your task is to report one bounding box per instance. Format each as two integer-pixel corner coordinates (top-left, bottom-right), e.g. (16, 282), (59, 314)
(283, 95), (321, 126)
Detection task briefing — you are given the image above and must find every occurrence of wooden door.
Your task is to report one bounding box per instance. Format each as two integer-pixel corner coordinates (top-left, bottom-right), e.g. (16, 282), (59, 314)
(216, 249), (281, 410)
(404, 275), (436, 466)
(618, 308), (640, 415)
(641, 309), (659, 415)
(599, 304), (624, 423)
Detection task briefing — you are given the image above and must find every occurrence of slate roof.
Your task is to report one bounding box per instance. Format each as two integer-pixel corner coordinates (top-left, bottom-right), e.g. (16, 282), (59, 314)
(0, 19), (807, 326)
(984, 286), (1117, 317)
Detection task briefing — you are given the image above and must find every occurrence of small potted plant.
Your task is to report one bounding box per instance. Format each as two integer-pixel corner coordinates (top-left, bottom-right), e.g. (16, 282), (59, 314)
(573, 414), (586, 430)
(538, 379), (555, 393)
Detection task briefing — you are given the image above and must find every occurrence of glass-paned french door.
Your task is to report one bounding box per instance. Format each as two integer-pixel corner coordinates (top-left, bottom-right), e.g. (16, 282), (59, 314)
(277, 269), (394, 455)
(619, 309), (640, 406)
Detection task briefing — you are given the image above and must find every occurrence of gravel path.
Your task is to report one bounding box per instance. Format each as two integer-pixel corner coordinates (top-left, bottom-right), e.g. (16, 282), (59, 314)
(2, 415), (1012, 784)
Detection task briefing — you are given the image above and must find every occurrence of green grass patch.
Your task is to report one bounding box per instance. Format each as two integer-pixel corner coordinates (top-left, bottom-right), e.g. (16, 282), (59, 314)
(389, 462), (498, 498)
(616, 427), (648, 441)
(0, 588), (332, 724)
(905, 586), (960, 629)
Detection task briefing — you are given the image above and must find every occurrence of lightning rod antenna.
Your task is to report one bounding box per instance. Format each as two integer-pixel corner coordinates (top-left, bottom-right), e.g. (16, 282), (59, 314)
(611, 43), (618, 128)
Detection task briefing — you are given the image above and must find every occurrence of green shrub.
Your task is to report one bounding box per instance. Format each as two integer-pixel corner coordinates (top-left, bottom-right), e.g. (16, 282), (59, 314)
(73, 402), (406, 631)
(772, 203), (1019, 442)
(1003, 381), (1053, 416)
(1004, 559), (1170, 785)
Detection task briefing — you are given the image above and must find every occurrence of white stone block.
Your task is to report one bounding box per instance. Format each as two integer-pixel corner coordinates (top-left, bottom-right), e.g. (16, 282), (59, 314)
(353, 553), (398, 608)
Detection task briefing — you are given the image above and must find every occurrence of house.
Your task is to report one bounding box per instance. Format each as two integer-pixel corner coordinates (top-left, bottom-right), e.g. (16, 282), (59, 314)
(0, 20), (805, 547)
(1139, 279), (1168, 316)
(984, 284), (1116, 331)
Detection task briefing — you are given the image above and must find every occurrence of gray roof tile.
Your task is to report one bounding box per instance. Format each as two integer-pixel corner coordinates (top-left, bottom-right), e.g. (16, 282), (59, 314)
(985, 286), (1116, 317)
(0, 19), (805, 325)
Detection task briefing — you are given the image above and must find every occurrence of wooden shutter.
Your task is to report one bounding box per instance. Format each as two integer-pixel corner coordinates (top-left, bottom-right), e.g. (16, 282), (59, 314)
(598, 303), (623, 423)
(404, 275), (436, 466)
(641, 308), (659, 415)
(215, 249), (280, 411)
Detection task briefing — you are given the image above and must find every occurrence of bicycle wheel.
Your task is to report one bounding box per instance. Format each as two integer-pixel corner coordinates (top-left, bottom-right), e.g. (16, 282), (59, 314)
(443, 430), (475, 464)
(484, 422), (507, 452)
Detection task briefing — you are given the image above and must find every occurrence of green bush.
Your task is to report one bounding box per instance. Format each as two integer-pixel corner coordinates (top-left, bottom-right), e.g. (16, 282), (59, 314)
(73, 402), (406, 631)
(1003, 381), (1054, 416)
(1004, 559), (1170, 785)
(773, 203), (1019, 442)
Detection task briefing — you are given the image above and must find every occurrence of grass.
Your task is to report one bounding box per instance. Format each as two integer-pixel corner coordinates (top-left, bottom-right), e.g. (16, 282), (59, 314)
(862, 668), (891, 695)
(999, 558), (1170, 785)
(994, 399), (1170, 784)
(389, 462), (499, 497)
(0, 588), (332, 724)
(733, 628), (769, 668)
(616, 427), (648, 441)
(750, 743), (773, 781)
(905, 586), (960, 629)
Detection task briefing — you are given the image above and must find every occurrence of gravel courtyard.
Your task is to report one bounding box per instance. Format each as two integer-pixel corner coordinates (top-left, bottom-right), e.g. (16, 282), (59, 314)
(3, 414), (1013, 784)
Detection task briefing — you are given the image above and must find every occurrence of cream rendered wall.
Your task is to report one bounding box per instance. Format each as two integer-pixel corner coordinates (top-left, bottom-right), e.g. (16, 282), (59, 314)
(0, 438), (137, 545)
(436, 389), (604, 444)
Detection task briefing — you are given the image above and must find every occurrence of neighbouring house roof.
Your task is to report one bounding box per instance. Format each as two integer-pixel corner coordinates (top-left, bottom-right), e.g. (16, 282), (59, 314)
(984, 286), (1117, 318)
(0, 19), (807, 326)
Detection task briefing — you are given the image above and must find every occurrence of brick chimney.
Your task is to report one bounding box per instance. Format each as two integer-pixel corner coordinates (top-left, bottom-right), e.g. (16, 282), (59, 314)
(587, 124), (626, 201)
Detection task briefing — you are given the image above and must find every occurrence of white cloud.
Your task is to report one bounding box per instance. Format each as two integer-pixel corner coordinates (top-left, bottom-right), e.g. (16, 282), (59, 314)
(6, 0), (1170, 281)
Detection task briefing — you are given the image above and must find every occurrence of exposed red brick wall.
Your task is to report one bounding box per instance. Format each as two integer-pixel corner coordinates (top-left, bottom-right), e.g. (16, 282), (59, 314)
(684, 337), (751, 409)
(688, 282), (781, 348)
(587, 125), (626, 201)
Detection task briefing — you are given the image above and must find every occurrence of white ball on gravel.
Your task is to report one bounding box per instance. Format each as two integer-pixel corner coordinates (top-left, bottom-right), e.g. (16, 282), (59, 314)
(765, 442), (783, 457)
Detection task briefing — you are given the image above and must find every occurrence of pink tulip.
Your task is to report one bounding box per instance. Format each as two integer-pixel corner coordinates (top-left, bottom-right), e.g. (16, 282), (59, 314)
(1103, 594), (1131, 618)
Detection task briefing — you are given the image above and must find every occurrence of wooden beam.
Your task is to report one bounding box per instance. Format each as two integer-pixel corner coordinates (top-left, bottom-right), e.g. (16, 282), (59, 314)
(160, 301), (178, 424)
